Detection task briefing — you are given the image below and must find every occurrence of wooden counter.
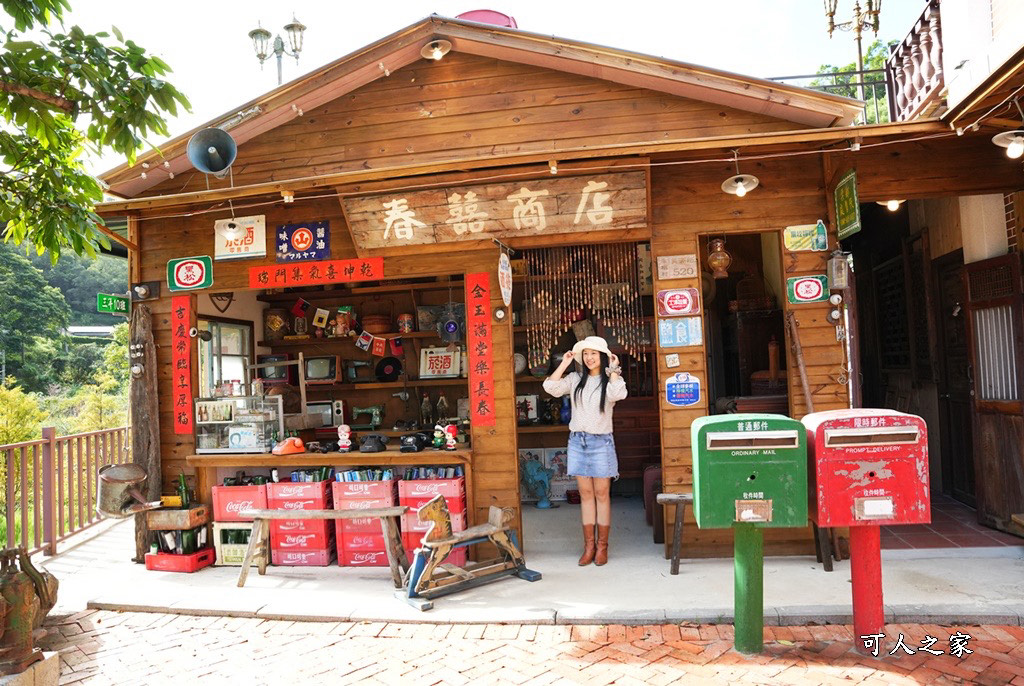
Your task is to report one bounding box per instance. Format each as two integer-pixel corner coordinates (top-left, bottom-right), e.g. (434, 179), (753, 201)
(186, 449), (474, 526)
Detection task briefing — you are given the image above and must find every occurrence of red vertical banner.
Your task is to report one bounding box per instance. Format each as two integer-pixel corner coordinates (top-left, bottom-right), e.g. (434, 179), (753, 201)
(170, 295), (193, 435)
(465, 272), (496, 427)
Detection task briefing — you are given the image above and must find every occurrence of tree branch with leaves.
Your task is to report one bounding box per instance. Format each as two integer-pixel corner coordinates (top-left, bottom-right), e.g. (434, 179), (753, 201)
(0, 0), (190, 259)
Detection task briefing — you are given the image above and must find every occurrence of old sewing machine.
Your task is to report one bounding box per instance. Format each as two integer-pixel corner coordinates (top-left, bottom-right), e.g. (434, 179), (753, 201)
(398, 495), (540, 611)
(344, 360), (373, 382)
(350, 404), (384, 431)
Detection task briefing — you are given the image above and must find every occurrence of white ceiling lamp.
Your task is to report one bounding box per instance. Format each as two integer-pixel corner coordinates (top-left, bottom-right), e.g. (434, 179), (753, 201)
(991, 98), (1024, 160)
(421, 39), (452, 61)
(876, 199), (906, 211)
(721, 150), (759, 198)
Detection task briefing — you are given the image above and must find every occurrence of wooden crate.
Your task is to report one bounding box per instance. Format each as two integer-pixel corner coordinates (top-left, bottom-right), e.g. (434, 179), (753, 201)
(146, 505), (209, 531)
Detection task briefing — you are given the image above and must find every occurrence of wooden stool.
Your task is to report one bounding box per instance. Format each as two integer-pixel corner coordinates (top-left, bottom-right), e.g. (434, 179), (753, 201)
(656, 493), (693, 575)
(235, 506), (408, 587)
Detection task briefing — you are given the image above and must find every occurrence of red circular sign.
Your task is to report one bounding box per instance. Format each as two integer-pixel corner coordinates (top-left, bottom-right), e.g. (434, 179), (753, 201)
(174, 260), (205, 287)
(794, 278), (824, 301)
(290, 227), (314, 251)
(666, 292), (691, 311)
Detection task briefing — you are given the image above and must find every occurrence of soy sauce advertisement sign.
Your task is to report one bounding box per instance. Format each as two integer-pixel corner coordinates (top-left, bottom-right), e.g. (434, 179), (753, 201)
(665, 372), (701, 407)
(657, 288), (700, 316)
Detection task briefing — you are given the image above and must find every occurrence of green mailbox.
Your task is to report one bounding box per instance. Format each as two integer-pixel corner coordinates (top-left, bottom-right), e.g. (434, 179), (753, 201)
(691, 413), (809, 655)
(692, 413), (808, 528)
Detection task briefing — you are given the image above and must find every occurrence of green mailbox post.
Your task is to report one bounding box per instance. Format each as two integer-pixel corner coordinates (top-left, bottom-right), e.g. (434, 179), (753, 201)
(692, 414), (808, 654)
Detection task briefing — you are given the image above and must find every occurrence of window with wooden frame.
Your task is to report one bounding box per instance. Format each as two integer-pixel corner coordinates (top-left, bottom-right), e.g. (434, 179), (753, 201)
(197, 317), (254, 397)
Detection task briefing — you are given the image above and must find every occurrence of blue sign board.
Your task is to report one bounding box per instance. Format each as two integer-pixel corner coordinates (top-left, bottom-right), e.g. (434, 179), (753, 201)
(666, 372), (701, 407)
(658, 316), (703, 348)
(276, 220), (330, 262)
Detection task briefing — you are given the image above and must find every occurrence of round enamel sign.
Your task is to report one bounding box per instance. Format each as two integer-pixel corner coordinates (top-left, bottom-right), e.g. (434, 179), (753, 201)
(174, 260), (206, 288)
(656, 288), (700, 316)
(794, 278), (823, 301)
(290, 227), (314, 252)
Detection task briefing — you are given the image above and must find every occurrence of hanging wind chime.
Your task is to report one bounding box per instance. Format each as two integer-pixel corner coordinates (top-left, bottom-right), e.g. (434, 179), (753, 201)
(524, 243), (644, 369)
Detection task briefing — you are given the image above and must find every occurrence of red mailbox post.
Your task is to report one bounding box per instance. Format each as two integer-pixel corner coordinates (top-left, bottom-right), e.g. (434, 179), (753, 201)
(802, 409), (930, 651)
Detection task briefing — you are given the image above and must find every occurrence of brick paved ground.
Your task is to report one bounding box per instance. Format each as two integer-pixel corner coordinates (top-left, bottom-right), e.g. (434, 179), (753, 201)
(37, 610), (1024, 685)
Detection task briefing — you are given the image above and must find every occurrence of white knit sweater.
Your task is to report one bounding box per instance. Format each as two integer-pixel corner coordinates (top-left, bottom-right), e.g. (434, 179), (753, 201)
(542, 371), (628, 435)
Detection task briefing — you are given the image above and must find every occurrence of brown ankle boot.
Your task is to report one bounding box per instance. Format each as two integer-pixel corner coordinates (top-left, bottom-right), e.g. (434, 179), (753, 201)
(578, 525), (596, 566)
(595, 525), (610, 566)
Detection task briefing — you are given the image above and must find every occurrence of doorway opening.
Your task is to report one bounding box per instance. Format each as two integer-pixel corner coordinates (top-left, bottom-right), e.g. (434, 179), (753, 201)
(700, 232), (789, 416)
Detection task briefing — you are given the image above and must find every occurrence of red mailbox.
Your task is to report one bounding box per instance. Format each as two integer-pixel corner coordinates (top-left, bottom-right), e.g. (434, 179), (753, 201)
(803, 409), (930, 527)
(802, 408), (932, 651)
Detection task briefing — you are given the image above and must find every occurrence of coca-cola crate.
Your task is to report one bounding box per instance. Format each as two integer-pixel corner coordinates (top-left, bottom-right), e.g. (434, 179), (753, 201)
(339, 548), (391, 567)
(271, 528), (333, 552)
(212, 484), (268, 522)
(271, 548), (334, 566)
(270, 518), (331, 537)
(212, 522), (253, 566)
(333, 480), (396, 500)
(399, 494), (466, 515)
(145, 547), (215, 573)
(402, 532), (466, 566)
(267, 481), (331, 508)
(398, 477), (465, 501)
(341, 532), (386, 551)
(400, 511), (466, 534)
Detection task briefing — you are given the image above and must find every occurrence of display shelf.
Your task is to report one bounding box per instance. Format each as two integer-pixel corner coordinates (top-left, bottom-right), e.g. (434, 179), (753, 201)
(300, 378), (467, 392)
(514, 376), (548, 383)
(517, 425), (570, 433)
(186, 449), (471, 469)
(257, 280), (464, 302)
(258, 331), (437, 347)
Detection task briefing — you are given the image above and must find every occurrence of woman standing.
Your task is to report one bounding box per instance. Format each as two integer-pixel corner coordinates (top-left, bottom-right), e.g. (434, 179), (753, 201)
(543, 336), (627, 566)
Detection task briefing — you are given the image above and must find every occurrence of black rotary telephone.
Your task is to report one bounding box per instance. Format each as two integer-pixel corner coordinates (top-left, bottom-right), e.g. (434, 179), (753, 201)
(399, 432), (431, 453)
(359, 434), (389, 453)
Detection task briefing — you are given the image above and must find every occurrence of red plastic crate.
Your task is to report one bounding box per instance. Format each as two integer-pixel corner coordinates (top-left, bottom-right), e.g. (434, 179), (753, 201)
(398, 477), (464, 501)
(271, 548), (334, 566)
(402, 533), (466, 566)
(341, 532), (386, 550)
(270, 518), (331, 537)
(144, 547), (215, 573)
(212, 485), (268, 522)
(401, 511), (466, 534)
(270, 529), (333, 551)
(333, 480), (396, 500)
(399, 494), (467, 514)
(267, 481), (331, 508)
(339, 548), (391, 567)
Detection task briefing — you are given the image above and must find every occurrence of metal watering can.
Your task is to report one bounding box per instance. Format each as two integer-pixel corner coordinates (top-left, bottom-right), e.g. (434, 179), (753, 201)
(96, 464), (162, 518)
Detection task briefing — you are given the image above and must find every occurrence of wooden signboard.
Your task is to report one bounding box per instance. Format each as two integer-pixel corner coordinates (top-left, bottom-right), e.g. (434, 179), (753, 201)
(341, 171), (648, 252)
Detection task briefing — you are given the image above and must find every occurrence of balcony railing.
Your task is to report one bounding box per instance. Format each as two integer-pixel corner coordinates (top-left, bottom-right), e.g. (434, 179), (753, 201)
(769, 69), (892, 125)
(886, 0), (944, 121)
(2, 426), (129, 555)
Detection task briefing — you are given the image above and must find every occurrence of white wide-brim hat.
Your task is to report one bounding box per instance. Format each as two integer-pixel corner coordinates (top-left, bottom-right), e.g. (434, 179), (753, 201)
(571, 336), (612, 358)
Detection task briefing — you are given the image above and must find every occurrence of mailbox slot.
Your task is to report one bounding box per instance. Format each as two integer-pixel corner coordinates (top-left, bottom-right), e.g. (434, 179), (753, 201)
(823, 425), (919, 448)
(706, 430), (800, 451)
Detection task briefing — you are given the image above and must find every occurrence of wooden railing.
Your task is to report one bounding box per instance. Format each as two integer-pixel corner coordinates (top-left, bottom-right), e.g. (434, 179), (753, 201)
(1, 427), (129, 555)
(886, 0), (944, 121)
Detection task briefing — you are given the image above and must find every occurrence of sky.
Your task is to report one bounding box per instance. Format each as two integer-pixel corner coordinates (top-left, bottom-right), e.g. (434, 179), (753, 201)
(60, 0), (928, 175)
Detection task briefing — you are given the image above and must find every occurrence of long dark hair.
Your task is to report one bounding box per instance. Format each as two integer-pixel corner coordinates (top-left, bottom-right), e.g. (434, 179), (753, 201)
(573, 351), (610, 413)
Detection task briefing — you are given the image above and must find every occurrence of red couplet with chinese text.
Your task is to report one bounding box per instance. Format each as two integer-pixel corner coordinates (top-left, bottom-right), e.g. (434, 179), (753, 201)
(247, 257), (385, 289)
(465, 272), (495, 427)
(171, 295), (193, 434)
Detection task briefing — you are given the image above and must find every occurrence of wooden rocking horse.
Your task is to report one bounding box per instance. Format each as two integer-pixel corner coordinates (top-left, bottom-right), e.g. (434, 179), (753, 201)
(399, 494), (541, 610)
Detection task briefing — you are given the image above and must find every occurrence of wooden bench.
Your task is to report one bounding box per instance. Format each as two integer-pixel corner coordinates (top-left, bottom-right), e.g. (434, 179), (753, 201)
(235, 507), (408, 588)
(656, 493), (693, 575)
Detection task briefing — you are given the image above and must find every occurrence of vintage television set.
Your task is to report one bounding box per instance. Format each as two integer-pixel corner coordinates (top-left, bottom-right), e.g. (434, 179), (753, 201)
(305, 355), (340, 385)
(256, 353), (294, 386)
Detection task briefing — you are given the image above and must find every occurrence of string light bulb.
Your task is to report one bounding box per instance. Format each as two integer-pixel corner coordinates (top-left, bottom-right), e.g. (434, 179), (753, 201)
(420, 39), (452, 61)
(721, 150), (759, 197)
(990, 99), (1024, 159)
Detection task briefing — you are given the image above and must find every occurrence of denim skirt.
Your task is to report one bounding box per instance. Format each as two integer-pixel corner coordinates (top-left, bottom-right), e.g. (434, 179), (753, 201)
(567, 432), (619, 479)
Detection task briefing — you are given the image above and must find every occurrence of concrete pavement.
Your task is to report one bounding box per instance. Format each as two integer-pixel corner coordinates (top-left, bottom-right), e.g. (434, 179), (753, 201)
(39, 498), (1024, 626)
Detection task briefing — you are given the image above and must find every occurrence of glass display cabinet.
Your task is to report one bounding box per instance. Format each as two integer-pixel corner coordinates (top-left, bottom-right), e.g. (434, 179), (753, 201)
(194, 395), (284, 454)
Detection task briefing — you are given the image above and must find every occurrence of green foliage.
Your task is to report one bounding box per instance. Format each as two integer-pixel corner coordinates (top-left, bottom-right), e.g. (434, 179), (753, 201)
(0, 0), (190, 259)
(29, 250), (128, 325)
(101, 322), (129, 390)
(0, 376), (43, 444)
(69, 371), (127, 431)
(811, 39), (897, 124)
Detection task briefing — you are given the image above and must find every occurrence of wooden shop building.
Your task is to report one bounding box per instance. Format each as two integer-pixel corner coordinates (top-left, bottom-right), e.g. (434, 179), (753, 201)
(96, 13), (1024, 560)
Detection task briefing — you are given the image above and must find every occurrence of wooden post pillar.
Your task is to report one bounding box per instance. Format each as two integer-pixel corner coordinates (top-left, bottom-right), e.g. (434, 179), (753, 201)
(130, 304), (161, 562)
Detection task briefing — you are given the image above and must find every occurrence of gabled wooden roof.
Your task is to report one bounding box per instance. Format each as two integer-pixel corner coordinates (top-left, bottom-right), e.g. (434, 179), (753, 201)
(99, 15), (863, 199)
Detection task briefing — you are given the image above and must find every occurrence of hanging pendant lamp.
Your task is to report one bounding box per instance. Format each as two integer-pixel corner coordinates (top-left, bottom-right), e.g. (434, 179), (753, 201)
(722, 150), (759, 197)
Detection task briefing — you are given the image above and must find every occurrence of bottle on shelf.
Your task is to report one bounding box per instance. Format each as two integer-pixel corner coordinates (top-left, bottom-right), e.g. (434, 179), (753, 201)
(435, 392), (450, 423)
(420, 392), (434, 429)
